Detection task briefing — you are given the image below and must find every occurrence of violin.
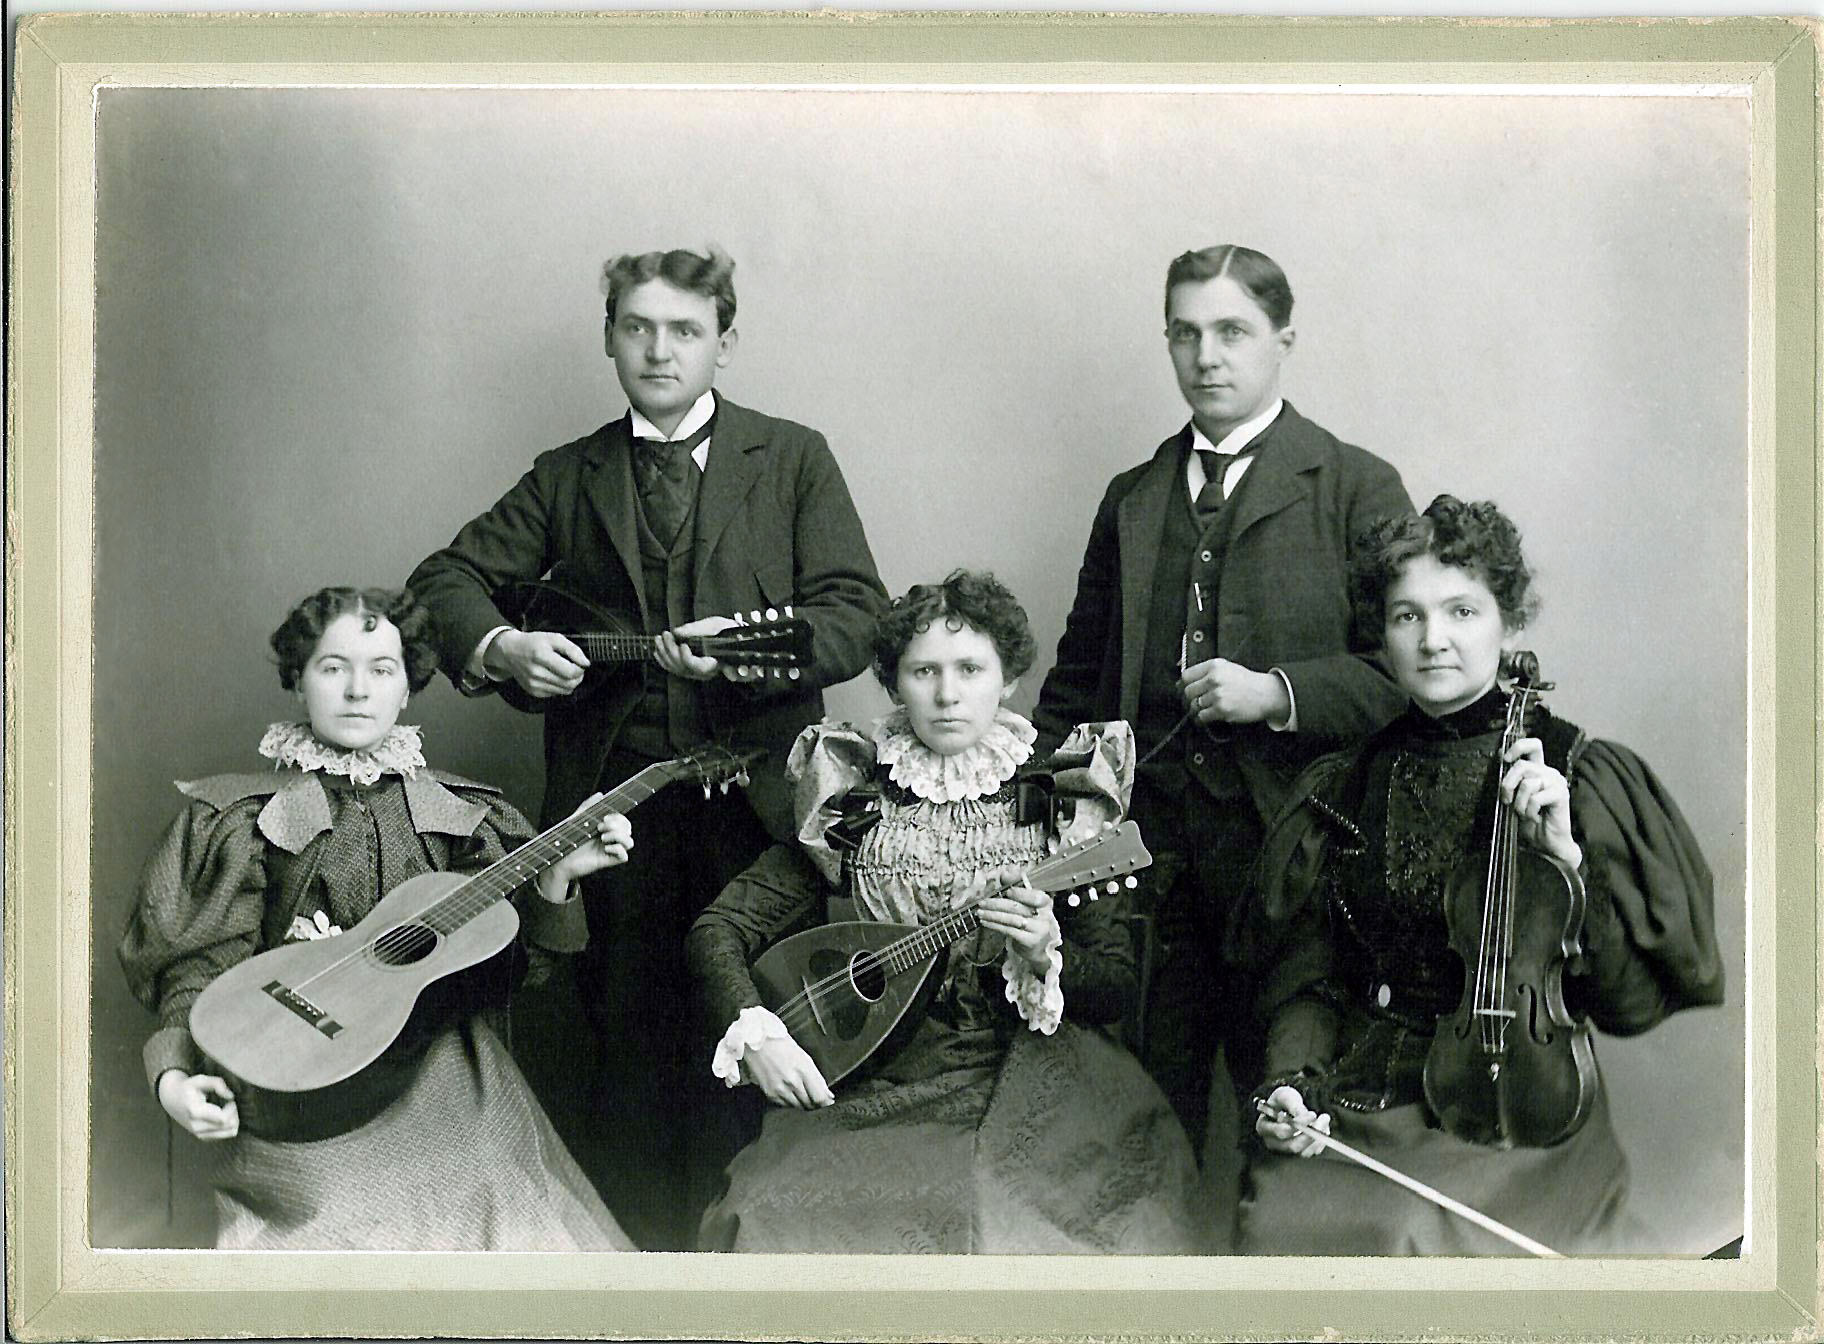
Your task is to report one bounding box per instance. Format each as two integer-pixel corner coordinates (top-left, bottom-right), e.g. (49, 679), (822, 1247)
(1421, 651), (1598, 1149)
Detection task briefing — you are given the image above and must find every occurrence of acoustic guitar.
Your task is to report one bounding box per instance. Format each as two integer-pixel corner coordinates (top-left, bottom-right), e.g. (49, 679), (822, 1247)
(492, 579), (814, 713)
(748, 821), (1153, 1086)
(188, 745), (758, 1140)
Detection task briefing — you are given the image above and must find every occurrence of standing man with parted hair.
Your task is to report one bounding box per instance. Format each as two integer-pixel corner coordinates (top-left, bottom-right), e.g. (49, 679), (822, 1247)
(409, 246), (886, 1249)
(1032, 244), (1412, 1248)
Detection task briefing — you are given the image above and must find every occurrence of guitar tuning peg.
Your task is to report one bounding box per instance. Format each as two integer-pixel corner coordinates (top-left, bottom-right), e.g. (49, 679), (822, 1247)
(736, 769), (750, 788)
(719, 779), (732, 795)
(1066, 892), (1081, 907)
(701, 782), (712, 800)
(1125, 876), (1138, 889)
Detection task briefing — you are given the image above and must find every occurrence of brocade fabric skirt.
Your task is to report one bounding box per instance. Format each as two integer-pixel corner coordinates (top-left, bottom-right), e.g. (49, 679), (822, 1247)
(210, 1019), (632, 1251)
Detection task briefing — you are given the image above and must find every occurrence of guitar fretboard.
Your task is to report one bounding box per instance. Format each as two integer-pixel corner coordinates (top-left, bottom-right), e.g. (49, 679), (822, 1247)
(415, 765), (680, 935)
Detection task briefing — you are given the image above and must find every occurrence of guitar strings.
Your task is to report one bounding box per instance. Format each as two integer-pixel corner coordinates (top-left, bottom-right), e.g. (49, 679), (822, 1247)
(285, 755), (735, 995)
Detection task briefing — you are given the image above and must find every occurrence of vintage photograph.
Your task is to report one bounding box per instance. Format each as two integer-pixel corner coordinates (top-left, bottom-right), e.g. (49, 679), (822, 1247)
(83, 78), (1749, 1267)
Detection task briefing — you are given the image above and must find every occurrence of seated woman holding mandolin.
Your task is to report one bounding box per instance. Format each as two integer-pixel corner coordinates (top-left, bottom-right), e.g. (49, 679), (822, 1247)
(1236, 497), (1724, 1255)
(118, 586), (635, 1250)
(685, 570), (1209, 1253)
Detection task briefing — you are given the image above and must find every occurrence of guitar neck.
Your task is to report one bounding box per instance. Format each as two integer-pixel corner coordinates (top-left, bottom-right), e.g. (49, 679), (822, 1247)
(411, 764), (678, 935)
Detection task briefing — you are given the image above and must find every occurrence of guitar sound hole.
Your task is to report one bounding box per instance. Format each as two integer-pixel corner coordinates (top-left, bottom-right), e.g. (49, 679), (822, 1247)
(847, 950), (886, 1003)
(371, 923), (438, 967)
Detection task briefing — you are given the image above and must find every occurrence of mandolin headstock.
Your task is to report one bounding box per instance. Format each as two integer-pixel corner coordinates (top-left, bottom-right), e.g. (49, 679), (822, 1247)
(702, 607), (815, 680)
(1026, 821), (1153, 909)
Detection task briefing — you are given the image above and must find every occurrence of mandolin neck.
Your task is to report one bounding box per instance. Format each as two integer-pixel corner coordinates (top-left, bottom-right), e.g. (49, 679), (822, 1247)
(568, 632), (728, 664)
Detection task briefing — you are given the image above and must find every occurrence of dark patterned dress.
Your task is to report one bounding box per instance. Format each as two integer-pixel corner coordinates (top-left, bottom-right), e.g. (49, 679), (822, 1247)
(1233, 689), (1724, 1255)
(117, 730), (632, 1251)
(686, 713), (1210, 1253)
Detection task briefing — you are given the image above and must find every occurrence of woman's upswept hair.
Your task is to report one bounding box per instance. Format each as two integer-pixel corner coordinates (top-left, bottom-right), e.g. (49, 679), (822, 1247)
(270, 586), (440, 693)
(602, 245), (737, 334)
(872, 569), (1037, 689)
(1348, 495), (1539, 647)
(1164, 244), (1294, 330)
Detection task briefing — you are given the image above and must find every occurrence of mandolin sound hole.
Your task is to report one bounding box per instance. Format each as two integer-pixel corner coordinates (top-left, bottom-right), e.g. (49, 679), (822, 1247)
(370, 923), (438, 967)
(847, 950), (886, 1003)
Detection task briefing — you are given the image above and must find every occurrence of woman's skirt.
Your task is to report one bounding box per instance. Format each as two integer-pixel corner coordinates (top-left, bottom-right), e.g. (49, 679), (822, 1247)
(1238, 1087), (1642, 1255)
(210, 1019), (632, 1251)
(699, 1023), (1210, 1253)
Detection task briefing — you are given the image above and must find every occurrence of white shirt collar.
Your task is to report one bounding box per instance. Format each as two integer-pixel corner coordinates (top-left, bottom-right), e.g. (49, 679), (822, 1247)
(630, 390), (717, 469)
(1186, 396), (1284, 498)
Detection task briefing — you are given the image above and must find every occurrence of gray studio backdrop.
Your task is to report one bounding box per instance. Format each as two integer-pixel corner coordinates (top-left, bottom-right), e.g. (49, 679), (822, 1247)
(91, 87), (1747, 1252)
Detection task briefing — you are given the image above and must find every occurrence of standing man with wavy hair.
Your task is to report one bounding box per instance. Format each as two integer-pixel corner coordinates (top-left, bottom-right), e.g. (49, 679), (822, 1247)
(410, 245), (886, 1249)
(1033, 244), (1413, 1248)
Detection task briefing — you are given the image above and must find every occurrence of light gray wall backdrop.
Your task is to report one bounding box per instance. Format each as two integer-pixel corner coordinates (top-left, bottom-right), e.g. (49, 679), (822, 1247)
(92, 87), (1748, 1252)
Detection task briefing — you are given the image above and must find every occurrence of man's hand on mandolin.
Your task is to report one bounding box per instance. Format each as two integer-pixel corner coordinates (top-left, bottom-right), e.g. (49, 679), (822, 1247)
(656, 615), (777, 684)
(157, 1069), (240, 1141)
(487, 628), (590, 700)
(743, 1034), (835, 1110)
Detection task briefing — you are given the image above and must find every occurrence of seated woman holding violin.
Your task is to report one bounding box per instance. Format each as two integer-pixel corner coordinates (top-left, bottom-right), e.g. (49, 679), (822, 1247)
(118, 586), (635, 1250)
(685, 570), (1209, 1253)
(1237, 496), (1724, 1256)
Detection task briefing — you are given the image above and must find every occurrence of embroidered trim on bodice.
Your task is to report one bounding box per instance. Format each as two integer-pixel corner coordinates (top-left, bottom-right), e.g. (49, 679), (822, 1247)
(869, 705), (1035, 804)
(258, 720), (426, 787)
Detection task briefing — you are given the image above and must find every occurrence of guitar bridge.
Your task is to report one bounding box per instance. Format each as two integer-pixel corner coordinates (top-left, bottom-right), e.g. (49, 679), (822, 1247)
(262, 979), (344, 1039)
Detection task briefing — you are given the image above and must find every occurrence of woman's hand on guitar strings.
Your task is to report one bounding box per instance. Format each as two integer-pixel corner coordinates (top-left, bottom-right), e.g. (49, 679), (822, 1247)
(742, 1034), (835, 1110)
(156, 1069), (240, 1141)
(487, 628), (590, 699)
(1255, 1085), (1331, 1158)
(975, 867), (1061, 976)
(1499, 737), (1583, 871)
(537, 798), (634, 901)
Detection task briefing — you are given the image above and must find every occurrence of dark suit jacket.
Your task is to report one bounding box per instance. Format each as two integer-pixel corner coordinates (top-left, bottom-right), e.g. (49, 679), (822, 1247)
(408, 396), (886, 839)
(1033, 401), (1414, 821)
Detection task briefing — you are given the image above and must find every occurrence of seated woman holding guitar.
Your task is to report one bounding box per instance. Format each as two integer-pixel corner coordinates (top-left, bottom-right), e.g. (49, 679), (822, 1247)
(117, 586), (635, 1250)
(685, 570), (1210, 1253)
(1236, 497), (1724, 1255)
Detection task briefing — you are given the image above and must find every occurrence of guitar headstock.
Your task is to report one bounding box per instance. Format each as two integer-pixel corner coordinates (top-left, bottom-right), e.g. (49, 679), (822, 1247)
(706, 607), (814, 680)
(1026, 821), (1153, 909)
(666, 744), (765, 798)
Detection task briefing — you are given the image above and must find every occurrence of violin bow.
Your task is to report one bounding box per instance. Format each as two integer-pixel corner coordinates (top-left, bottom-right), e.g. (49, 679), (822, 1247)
(1255, 1100), (1563, 1258)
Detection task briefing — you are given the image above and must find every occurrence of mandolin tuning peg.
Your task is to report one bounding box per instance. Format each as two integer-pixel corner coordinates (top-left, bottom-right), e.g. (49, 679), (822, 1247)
(1106, 880), (1120, 894)
(751, 610), (763, 622)
(1125, 876), (1138, 889)
(788, 668), (802, 681)
(784, 604), (794, 617)
(765, 607), (778, 622)
(1066, 892), (1081, 907)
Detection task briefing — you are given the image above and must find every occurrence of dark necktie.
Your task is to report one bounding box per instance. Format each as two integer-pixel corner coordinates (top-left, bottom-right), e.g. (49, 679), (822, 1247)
(632, 415), (714, 547)
(1194, 445), (1257, 526)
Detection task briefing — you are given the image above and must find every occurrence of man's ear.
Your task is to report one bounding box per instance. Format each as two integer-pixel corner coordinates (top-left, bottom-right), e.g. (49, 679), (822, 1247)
(715, 326), (739, 369)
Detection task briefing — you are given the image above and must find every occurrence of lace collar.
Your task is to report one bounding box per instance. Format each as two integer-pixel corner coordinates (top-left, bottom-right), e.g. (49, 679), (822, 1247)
(870, 705), (1036, 804)
(258, 720), (427, 788)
